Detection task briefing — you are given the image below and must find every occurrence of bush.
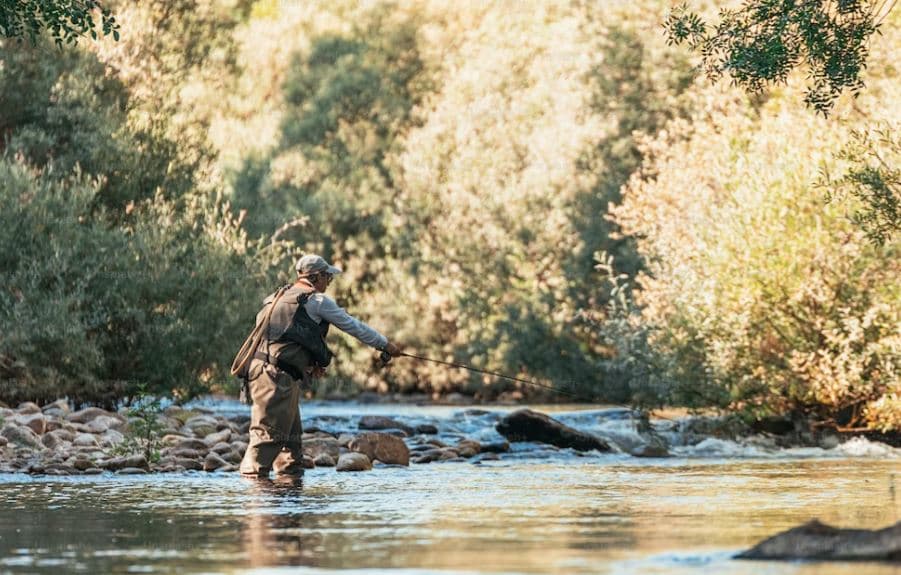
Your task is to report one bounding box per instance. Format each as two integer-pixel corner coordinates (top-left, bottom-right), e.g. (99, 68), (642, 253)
(0, 157), (287, 406)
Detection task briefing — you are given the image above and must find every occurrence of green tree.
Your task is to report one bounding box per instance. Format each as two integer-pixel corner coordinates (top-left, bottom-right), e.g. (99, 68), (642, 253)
(0, 0), (118, 44)
(664, 0), (893, 115)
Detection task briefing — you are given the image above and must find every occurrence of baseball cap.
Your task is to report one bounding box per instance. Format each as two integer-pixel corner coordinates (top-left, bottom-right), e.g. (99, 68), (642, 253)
(295, 254), (343, 276)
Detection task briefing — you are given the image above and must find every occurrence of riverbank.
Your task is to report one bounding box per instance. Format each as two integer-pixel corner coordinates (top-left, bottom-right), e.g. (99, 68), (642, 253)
(1, 398), (898, 477)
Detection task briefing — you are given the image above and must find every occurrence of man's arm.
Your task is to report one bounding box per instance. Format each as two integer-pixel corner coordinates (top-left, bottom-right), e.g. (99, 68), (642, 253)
(310, 295), (389, 350)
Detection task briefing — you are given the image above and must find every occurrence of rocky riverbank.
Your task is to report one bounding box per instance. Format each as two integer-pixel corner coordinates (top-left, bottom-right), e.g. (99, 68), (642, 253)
(0, 402), (561, 476)
(2, 400), (898, 476)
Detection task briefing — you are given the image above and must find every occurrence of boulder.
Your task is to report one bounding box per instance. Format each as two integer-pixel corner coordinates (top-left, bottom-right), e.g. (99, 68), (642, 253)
(1, 424), (44, 450)
(68, 407), (114, 424)
(16, 402), (41, 414)
(455, 440), (481, 458)
(411, 448), (446, 464)
(203, 429), (231, 447)
(496, 409), (610, 452)
(13, 413), (46, 435)
(175, 457), (204, 471)
(349, 432), (410, 466)
(0, 436), (7, 448)
(124, 454), (149, 469)
(415, 424), (439, 435)
(48, 428), (74, 443)
(41, 433), (64, 450)
(41, 399), (70, 417)
(737, 520), (901, 561)
(313, 453), (336, 467)
(358, 415), (414, 436)
(211, 442), (233, 455)
(631, 443), (670, 458)
(480, 441), (510, 453)
(100, 457), (128, 471)
(174, 438), (209, 452)
(73, 433), (99, 447)
(167, 448), (203, 460)
(117, 467), (148, 475)
(336, 452), (372, 472)
(99, 429), (126, 448)
(183, 415), (219, 438)
(337, 433), (355, 447)
(303, 438), (340, 461)
(302, 456), (316, 469)
(203, 452), (228, 472)
(83, 415), (123, 434)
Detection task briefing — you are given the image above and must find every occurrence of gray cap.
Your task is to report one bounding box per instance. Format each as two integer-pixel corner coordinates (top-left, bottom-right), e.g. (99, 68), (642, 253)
(295, 254), (342, 277)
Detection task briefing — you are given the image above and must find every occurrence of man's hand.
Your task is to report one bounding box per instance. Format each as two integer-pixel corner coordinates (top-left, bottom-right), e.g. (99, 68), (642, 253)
(384, 341), (402, 357)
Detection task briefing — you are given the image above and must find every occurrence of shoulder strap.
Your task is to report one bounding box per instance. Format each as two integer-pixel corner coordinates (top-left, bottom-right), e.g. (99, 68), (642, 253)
(230, 285), (291, 377)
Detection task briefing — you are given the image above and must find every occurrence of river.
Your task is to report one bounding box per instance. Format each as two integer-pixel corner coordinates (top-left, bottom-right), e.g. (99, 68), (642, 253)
(0, 401), (898, 574)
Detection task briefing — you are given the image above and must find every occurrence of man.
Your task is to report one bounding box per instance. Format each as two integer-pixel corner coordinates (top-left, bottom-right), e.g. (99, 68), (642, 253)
(239, 254), (401, 480)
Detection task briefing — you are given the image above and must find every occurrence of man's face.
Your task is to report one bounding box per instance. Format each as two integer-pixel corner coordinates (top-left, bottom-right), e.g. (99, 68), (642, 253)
(312, 272), (333, 292)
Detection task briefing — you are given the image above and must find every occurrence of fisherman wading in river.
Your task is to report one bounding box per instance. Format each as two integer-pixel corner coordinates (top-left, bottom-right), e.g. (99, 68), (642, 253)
(232, 254), (402, 481)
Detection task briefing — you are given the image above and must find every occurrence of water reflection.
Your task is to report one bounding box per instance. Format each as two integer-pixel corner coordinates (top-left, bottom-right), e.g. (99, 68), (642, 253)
(0, 459), (898, 574)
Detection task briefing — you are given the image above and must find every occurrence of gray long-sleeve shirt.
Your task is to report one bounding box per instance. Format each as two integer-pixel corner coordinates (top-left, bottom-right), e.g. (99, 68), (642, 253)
(304, 292), (388, 350)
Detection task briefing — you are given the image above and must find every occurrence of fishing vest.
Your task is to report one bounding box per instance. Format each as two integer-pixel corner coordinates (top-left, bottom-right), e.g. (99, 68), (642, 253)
(255, 284), (332, 378)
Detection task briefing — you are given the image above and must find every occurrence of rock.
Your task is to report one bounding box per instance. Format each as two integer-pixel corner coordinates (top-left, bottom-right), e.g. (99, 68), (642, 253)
(73, 433), (99, 447)
(480, 441), (510, 453)
(303, 438), (340, 461)
(167, 448), (203, 460)
(203, 429), (231, 447)
(411, 448), (445, 464)
(48, 428), (74, 443)
(302, 456), (316, 469)
(349, 432), (410, 466)
(426, 439), (447, 448)
(336, 452), (372, 472)
(174, 438), (209, 453)
(1, 424), (44, 450)
(477, 452), (500, 461)
(40, 432), (62, 450)
(41, 399), (70, 417)
(68, 407), (114, 424)
(161, 433), (189, 446)
(83, 415), (123, 434)
(737, 520), (901, 561)
(13, 413), (46, 435)
(17, 402), (41, 414)
(203, 452), (228, 472)
(313, 453), (336, 467)
(175, 457), (203, 471)
(82, 467), (103, 475)
(231, 440), (248, 454)
(455, 440), (481, 458)
(117, 467), (148, 475)
(183, 415), (219, 438)
(337, 433), (355, 447)
(415, 424), (438, 435)
(358, 415), (414, 436)
(211, 442), (233, 455)
(631, 443), (670, 458)
(100, 457), (128, 471)
(99, 429), (126, 448)
(496, 409), (610, 452)
(71, 458), (95, 471)
(0, 436), (7, 448)
(124, 454), (149, 469)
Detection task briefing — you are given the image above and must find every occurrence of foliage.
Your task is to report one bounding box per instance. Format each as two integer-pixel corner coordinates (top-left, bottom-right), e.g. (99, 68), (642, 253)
(821, 124), (900, 246)
(0, 0), (118, 45)
(114, 386), (165, 463)
(611, 53), (900, 429)
(664, 0), (890, 115)
(0, 156), (287, 406)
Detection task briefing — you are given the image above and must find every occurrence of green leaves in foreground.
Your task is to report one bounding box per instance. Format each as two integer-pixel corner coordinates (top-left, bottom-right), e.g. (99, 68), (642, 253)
(0, 0), (119, 45)
(664, 0), (886, 115)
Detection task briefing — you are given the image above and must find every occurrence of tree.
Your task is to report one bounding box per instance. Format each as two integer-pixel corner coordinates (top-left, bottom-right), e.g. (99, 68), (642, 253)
(0, 0), (118, 45)
(664, 0), (894, 115)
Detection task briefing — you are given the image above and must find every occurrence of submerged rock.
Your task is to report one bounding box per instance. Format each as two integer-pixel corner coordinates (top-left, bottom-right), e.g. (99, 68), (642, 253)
(496, 409), (610, 452)
(737, 520), (901, 561)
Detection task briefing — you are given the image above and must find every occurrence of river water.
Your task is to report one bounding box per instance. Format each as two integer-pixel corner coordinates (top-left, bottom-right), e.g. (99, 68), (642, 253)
(1, 401), (898, 575)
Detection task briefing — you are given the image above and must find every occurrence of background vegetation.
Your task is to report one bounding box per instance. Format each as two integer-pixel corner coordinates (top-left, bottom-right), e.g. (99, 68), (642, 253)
(0, 0), (897, 429)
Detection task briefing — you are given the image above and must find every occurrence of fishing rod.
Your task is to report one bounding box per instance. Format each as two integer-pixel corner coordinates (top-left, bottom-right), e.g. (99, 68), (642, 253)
(379, 350), (673, 421)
